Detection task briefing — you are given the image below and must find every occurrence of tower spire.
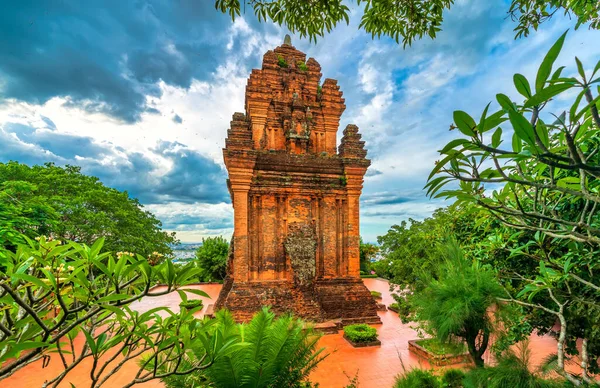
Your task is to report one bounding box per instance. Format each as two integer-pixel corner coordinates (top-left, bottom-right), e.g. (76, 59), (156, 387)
(283, 34), (292, 46)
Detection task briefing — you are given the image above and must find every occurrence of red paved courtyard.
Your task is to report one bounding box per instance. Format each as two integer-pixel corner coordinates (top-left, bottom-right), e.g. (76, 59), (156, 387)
(3, 278), (562, 388)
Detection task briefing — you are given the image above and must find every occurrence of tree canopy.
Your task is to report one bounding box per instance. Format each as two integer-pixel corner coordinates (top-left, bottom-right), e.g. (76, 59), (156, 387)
(195, 236), (229, 282)
(0, 162), (176, 257)
(215, 0), (600, 46)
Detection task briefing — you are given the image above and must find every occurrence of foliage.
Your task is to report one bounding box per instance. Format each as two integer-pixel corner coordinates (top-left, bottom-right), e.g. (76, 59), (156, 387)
(412, 240), (504, 367)
(370, 290), (382, 299)
(428, 30), (600, 246)
(376, 204), (495, 292)
(0, 235), (224, 387)
(343, 324), (378, 343)
(195, 236), (229, 282)
(297, 61), (308, 71)
(394, 369), (441, 388)
(215, 0), (599, 46)
(441, 369), (466, 388)
(0, 162), (176, 257)
(179, 299), (204, 310)
(277, 54), (288, 68)
(200, 308), (326, 388)
(360, 274), (377, 278)
(359, 238), (378, 273)
(416, 338), (466, 356)
(427, 31), (600, 383)
(463, 342), (564, 388)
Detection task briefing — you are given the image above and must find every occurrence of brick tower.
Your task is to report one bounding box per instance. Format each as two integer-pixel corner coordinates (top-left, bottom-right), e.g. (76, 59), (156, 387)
(215, 36), (380, 325)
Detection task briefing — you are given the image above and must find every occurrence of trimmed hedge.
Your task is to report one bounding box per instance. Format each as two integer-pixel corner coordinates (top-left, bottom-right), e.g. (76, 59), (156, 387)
(344, 324), (378, 343)
(370, 290), (382, 298)
(179, 299), (204, 310)
(360, 274), (378, 278)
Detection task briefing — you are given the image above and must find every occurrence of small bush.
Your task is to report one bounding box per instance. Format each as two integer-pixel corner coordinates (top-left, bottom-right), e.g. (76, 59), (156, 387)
(179, 299), (203, 310)
(297, 61), (308, 71)
(370, 290), (382, 299)
(277, 55), (288, 68)
(441, 369), (465, 388)
(394, 369), (440, 388)
(344, 324), (378, 343)
(361, 274), (378, 278)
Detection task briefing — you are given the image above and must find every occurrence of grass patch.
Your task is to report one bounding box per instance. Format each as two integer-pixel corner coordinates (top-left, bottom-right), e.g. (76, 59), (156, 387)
(344, 324), (378, 343)
(416, 338), (466, 356)
(370, 290), (382, 298)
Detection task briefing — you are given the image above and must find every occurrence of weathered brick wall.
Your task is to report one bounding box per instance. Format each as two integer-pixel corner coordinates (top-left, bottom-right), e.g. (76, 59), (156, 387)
(217, 36), (379, 324)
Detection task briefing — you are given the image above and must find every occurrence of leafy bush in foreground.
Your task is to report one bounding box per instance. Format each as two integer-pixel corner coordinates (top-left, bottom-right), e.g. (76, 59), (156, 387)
(0, 235), (229, 388)
(344, 324), (378, 343)
(394, 369), (440, 388)
(161, 308), (327, 388)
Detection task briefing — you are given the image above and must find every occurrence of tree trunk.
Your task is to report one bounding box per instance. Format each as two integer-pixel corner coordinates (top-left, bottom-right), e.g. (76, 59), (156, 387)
(466, 332), (486, 368)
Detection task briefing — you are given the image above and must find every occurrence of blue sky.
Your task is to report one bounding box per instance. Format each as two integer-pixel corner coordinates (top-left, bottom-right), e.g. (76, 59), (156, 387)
(1, 0), (599, 242)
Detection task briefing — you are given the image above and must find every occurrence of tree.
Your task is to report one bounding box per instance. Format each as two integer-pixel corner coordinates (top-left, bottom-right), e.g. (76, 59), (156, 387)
(412, 240), (504, 367)
(427, 31), (600, 384)
(376, 204), (494, 291)
(195, 236), (229, 282)
(0, 235), (232, 387)
(160, 307), (327, 388)
(0, 162), (176, 256)
(215, 0), (600, 46)
(359, 238), (378, 273)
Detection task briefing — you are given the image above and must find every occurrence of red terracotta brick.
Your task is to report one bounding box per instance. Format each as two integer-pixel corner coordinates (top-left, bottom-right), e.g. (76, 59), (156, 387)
(217, 36), (379, 324)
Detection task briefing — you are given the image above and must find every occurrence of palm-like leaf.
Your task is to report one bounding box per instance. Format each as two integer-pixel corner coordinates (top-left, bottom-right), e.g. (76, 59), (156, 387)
(204, 307), (327, 388)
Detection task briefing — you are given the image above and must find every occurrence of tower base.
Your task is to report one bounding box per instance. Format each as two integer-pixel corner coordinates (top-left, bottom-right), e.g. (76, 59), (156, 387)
(214, 277), (381, 325)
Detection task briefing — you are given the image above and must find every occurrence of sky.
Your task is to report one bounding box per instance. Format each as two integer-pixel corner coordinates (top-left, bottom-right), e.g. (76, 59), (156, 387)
(1, 0), (599, 243)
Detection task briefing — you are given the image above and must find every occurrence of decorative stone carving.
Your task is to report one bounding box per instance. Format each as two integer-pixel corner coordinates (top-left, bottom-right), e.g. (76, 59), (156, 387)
(284, 222), (317, 287)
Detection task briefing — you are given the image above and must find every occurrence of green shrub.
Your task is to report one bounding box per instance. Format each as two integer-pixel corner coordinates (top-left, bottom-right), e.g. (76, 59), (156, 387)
(179, 299), (204, 310)
(394, 369), (440, 388)
(370, 290), (382, 299)
(344, 324), (378, 343)
(277, 55), (288, 68)
(361, 274), (378, 278)
(441, 369), (465, 388)
(297, 61), (308, 71)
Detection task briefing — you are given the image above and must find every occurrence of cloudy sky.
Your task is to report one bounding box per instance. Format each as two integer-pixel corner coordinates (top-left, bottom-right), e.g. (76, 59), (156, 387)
(1, 1), (599, 242)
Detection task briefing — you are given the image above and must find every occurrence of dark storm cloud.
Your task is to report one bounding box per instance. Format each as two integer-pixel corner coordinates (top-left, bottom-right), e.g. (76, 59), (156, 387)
(3, 123), (108, 160)
(162, 215), (233, 231)
(361, 192), (419, 206)
(0, 123), (229, 205)
(0, 0), (267, 123)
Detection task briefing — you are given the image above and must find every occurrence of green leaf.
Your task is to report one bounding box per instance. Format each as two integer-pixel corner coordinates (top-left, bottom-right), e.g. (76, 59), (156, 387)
(512, 132), (522, 153)
(575, 57), (585, 80)
(440, 139), (469, 154)
(181, 288), (211, 298)
(453, 111), (476, 136)
(513, 74), (532, 98)
(524, 83), (573, 108)
(535, 30), (567, 92)
(535, 120), (550, 148)
(508, 110), (536, 148)
(551, 66), (565, 80)
(496, 94), (514, 111)
(491, 127), (502, 148)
